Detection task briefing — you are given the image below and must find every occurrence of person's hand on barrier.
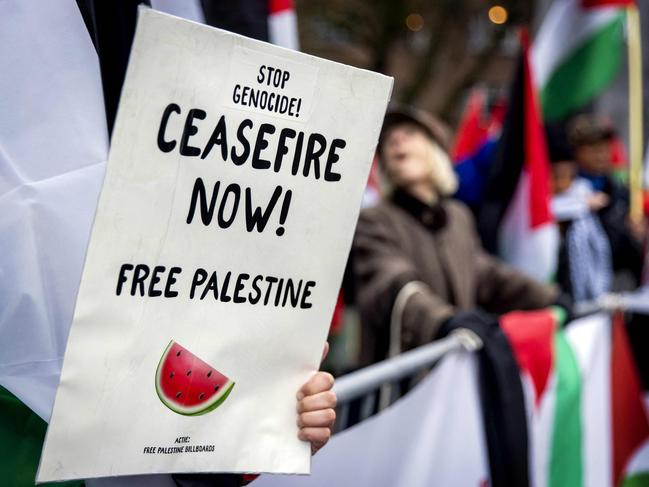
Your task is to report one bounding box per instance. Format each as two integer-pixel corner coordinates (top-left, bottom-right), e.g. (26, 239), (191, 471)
(296, 342), (337, 455)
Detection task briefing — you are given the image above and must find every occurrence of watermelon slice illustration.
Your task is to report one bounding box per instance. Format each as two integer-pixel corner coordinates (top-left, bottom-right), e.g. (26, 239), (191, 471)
(155, 341), (235, 416)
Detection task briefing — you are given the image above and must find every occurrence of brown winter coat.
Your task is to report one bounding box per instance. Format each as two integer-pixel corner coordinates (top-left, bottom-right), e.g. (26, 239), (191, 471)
(351, 190), (558, 366)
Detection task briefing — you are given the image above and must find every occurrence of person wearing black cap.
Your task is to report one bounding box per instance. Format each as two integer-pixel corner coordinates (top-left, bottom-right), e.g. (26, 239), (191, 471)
(350, 105), (558, 367)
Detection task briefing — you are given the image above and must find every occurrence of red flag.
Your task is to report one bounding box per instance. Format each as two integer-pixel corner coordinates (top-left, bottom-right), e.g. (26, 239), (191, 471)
(521, 32), (553, 229)
(452, 90), (506, 162)
(452, 90), (489, 161)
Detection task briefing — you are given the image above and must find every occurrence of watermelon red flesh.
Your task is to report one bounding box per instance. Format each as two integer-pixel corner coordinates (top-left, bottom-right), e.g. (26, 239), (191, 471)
(155, 341), (234, 416)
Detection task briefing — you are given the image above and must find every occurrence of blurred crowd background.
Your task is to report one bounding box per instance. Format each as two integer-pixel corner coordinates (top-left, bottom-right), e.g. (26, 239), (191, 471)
(290, 0), (649, 377)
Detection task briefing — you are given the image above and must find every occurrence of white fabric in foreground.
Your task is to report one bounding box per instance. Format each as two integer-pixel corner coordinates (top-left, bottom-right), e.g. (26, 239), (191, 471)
(0, 0), (108, 421)
(256, 351), (489, 487)
(0, 0), (216, 425)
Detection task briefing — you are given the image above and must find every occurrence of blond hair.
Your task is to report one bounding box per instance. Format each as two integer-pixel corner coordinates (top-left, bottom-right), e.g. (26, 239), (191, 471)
(379, 139), (458, 201)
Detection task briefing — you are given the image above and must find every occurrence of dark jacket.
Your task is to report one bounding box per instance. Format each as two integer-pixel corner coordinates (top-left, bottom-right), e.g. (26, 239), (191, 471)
(595, 176), (643, 284)
(351, 190), (558, 365)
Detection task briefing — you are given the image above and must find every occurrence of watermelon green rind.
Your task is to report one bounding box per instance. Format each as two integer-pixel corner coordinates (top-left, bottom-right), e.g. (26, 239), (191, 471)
(154, 340), (235, 416)
(155, 378), (235, 416)
(185, 380), (235, 416)
(155, 340), (175, 413)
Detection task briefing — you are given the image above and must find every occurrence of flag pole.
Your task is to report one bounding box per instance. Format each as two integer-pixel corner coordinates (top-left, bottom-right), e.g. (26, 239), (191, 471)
(626, 4), (643, 223)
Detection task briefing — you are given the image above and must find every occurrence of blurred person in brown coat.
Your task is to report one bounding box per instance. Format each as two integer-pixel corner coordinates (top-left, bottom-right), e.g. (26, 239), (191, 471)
(351, 106), (559, 366)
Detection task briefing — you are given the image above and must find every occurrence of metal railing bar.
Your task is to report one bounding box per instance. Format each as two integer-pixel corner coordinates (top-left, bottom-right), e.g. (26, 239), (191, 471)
(574, 291), (649, 317)
(332, 334), (465, 404)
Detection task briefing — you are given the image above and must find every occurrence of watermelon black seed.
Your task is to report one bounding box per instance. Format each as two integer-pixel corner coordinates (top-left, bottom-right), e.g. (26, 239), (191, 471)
(176, 392), (182, 398)
(176, 351), (181, 357)
(214, 385), (219, 392)
(169, 372), (175, 378)
(199, 393), (205, 400)
(186, 370), (192, 376)
(207, 371), (212, 377)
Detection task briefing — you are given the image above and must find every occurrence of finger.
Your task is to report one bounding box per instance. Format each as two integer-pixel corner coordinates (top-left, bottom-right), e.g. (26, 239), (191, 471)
(297, 372), (334, 399)
(298, 427), (331, 454)
(297, 409), (336, 428)
(321, 342), (330, 364)
(297, 391), (337, 413)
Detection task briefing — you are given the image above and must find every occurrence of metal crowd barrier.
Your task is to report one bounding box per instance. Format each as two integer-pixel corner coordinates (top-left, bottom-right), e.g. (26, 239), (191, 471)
(331, 289), (648, 432)
(332, 329), (482, 431)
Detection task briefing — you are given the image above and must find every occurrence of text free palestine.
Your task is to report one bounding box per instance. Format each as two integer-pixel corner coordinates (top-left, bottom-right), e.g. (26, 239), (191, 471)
(116, 263), (316, 309)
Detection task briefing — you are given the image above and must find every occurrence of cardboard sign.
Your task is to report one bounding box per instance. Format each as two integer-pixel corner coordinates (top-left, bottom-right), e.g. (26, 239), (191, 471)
(37, 8), (392, 482)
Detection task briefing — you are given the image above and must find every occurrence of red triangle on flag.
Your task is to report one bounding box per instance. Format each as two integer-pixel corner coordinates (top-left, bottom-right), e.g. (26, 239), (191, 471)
(501, 309), (556, 406)
(611, 311), (649, 486)
(521, 34), (553, 229)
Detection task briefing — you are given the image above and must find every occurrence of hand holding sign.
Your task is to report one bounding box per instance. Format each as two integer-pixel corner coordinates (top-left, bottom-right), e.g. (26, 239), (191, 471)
(297, 342), (336, 455)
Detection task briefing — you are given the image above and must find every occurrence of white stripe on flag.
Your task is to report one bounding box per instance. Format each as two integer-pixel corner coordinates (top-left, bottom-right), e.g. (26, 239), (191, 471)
(256, 351), (489, 487)
(498, 172), (559, 282)
(565, 313), (612, 487)
(532, 0), (620, 87)
(525, 373), (558, 487)
(269, 9), (300, 50)
(626, 440), (649, 478)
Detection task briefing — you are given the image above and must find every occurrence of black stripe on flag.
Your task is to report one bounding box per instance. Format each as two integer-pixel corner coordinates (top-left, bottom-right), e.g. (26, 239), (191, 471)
(477, 52), (526, 254)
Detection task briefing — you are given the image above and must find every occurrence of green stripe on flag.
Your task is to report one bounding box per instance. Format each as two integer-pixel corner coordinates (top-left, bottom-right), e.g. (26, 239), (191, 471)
(550, 332), (583, 487)
(541, 14), (625, 122)
(623, 472), (649, 487)
(0, 386), (84, 487)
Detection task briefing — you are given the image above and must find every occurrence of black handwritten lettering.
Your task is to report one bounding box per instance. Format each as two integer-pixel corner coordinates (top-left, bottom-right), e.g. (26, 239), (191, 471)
(186, 178), (220, 225)
(179, 109), (206, 157)
(157, 103), (181, 152)
(245, 185), (282, 233)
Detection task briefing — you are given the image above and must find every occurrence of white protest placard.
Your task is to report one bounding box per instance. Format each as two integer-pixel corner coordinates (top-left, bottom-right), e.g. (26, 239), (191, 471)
(37, 8), (392, 482)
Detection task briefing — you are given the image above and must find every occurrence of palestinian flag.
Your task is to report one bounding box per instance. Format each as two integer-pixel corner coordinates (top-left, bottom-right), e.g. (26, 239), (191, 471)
(502, 309), (649, 487)
(478, 36), (558, 282)
(532, 0), (630, 122)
